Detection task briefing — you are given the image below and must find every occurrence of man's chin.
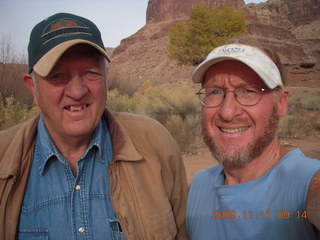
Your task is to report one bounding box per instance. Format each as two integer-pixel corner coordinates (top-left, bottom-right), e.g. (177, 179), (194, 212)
(204, 137), (254, 167)
(212, 148), (254, 168)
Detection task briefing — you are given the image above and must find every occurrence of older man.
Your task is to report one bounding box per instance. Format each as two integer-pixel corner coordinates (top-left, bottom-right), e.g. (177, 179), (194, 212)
(0, 13), (188, 240)
(186, 43), (320, 239)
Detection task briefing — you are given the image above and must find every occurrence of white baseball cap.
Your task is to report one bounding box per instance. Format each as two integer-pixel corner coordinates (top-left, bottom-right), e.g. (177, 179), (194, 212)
(192, 43), (284, 89)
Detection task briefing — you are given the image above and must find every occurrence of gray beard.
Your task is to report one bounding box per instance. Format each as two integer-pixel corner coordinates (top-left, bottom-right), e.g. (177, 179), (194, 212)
(203, 109), (279, 168)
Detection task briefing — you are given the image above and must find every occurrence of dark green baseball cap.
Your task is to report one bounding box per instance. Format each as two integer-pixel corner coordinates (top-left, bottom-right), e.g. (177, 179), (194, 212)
(28, 12), (110, 77)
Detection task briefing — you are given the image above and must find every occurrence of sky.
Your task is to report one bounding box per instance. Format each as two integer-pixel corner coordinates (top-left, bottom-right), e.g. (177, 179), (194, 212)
(0, 0), (266, 54)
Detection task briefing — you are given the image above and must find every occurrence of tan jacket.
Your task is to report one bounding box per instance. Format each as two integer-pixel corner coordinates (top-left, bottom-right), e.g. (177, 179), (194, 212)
(0, 110), (188, 240)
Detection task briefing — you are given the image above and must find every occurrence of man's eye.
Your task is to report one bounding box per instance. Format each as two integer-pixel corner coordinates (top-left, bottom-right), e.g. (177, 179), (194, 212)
(46, 73), (67, 84)
(48, 73), (64, 79)
(85, 71), (102, 80)
(209, 89), (223, 95)
(242, 88), (259, 94)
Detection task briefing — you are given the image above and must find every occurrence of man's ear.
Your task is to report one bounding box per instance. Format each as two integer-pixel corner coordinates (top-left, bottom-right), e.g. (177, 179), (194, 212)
(276, 89), (289, 118)
(23, 74), (39, 106)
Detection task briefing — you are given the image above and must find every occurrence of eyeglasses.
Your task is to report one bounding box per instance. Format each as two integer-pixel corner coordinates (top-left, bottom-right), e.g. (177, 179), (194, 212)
(196, 86), (271, 108)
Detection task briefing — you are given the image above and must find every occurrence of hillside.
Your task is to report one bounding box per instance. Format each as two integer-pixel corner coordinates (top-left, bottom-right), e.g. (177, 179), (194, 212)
(108, 0), (320, 92)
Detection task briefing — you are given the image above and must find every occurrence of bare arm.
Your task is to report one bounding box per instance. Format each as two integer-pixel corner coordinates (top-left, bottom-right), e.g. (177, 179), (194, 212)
(307, 170), (320, 232)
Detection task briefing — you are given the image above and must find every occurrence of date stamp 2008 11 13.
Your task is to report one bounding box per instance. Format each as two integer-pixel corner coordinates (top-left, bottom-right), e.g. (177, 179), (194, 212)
(211, 210), (308, 220)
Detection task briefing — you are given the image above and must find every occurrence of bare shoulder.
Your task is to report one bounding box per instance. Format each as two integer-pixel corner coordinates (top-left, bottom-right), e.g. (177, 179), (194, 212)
(307, 170), (320, 230)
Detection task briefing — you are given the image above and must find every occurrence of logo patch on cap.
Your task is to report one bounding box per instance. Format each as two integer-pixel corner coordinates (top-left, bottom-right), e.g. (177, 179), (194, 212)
(42, 18), (90, 45)
(220, 47), (245, 54)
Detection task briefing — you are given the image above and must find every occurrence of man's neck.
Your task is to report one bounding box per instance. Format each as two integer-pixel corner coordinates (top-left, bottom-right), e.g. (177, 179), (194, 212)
(51, 134), (92, 173)
(223, 139), (288, 185)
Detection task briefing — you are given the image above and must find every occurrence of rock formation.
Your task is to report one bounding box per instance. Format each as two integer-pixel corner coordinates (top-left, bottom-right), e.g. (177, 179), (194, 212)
(146, 0), (245, 23)
(108, 0), (320, 91)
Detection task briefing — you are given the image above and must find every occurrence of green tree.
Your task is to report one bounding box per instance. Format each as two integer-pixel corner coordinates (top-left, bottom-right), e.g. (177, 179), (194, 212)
(168, 5), (246, 65)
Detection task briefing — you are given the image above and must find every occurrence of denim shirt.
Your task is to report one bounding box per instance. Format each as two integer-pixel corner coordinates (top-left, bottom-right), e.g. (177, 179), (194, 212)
(18, 115), (126, 240)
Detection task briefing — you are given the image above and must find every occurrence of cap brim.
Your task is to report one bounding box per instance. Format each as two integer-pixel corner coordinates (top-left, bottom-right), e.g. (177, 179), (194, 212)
(33, 39), (111, 77)
(192, 57), (231, 83)
(192, 57), (282, 89)
(191, 44), (284, 89)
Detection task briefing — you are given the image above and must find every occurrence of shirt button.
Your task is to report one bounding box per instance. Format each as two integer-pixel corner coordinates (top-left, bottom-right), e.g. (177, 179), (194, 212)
(78, 227), (85, 233)
(75, 185), (81, 190)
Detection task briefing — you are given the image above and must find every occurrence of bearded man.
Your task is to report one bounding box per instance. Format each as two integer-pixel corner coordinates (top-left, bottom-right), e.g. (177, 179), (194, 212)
(186, 43), (320, 240)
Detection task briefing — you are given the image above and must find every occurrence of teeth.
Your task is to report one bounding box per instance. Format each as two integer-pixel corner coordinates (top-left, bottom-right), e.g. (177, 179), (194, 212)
(66, 105), (87, 111)
(220, 127), (249, 134)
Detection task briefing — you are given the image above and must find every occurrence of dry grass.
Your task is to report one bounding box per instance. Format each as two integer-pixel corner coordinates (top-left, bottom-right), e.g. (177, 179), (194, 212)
(278, 93), (320, 139)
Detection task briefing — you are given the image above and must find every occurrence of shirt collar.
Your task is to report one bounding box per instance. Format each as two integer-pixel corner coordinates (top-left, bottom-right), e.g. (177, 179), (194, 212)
(35, 114), (110, 175)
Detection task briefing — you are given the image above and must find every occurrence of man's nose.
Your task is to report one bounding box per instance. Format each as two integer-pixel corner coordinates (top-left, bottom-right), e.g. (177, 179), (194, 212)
(218, 92), (243, 122)
(65, 76), (88, 99)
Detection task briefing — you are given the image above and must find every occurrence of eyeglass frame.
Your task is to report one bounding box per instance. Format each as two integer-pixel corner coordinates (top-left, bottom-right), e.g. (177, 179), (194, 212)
(196, 85), (276, 108)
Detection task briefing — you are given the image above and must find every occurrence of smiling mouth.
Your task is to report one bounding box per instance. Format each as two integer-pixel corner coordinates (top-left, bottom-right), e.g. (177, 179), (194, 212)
(220, 127), (250, 134)
(64, 105), (88, 112)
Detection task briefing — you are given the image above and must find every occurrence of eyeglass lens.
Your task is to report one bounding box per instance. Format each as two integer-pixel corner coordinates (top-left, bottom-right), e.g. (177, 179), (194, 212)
(198, 86), (264, 107)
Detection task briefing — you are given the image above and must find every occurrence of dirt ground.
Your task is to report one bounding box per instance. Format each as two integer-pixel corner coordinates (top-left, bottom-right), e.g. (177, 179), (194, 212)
(182, 137), (320, 185)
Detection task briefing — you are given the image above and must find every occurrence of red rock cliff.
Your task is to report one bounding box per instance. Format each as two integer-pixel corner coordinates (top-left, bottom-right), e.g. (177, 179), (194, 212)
(109, 0), (320, 90)
(146, 0), (245, 23)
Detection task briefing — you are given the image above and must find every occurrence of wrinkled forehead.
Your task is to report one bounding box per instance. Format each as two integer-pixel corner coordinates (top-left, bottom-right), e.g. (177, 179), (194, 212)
(202, 60), (267, 88)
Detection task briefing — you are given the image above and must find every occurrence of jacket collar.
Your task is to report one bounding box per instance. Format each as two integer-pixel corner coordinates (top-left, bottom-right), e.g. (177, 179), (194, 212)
(104, 110), (143, 163)
(0, 110), (143, 179)
(0, 116), (39, 178)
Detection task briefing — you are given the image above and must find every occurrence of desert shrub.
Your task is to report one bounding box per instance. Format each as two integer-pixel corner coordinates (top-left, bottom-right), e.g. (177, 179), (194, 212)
(0, 94), (39, 130)
(278, 113), (317, 139)
(106, 83), (202, 151)
(159, 86), (200, 119)
(136, 83), (171, 121)
(300, 95), (320, 111)
(107, 89), (137, 113)
(164, 115), (194, 152)
(278, 115), (298, 138)
(278, 93), (320, 139)
(287, 94), (320, 112)
(107, 71), (139, 96)
(168, 5), (246, 65)
(287, 94), (301, 115)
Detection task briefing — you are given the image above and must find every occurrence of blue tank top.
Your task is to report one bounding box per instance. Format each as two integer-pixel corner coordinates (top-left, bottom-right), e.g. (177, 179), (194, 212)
(187, 149), (320, 240)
